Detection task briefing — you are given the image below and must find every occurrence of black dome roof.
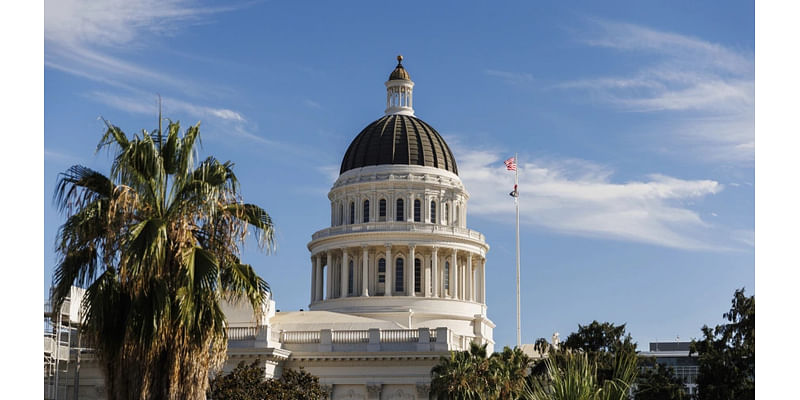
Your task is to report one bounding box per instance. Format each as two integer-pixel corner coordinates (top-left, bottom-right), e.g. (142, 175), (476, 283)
(340, 114), (458, 175)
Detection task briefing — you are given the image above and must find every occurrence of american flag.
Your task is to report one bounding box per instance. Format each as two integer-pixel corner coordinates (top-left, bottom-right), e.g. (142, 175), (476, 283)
(504, 157), (516, 171)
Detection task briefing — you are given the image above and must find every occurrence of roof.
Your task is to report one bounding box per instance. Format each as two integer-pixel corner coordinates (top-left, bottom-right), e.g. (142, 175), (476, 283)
(339, 114), (459, 175)
(389, 55), (410, 81)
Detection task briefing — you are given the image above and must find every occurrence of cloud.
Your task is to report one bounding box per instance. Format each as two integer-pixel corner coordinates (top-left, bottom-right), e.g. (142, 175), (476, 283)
(44, 0), (243, 99)
(485, 69), (535, 86)
(90, 91), (244, 122)
(560, 19), (754, 163)
(451, 141), (729, 251)
(304, 99), (322, 109)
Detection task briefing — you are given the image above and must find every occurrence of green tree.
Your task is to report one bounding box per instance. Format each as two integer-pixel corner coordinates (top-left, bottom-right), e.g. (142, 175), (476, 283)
(634, 359), (687, 400)
(209, 361), (326, 400)
(490, 346), (533, 399)
(690, 288), (754, 400)
(525, 351), (638, 400)
(430, 342), (492, 399)
(51, 119), (274, 400)
(532, 321), (637, 386)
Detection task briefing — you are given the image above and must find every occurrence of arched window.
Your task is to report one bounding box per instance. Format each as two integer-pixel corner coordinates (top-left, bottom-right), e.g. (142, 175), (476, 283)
(378, 258), (386, 295)
(430, 201), (437, 224)
(363, 200), (370, 223)
(413, 199), (421, 222)
(339, 204), (344, 226)
(396, 198), (404, 222)
(414, 258), (421, 293)
(349, 202), (355, 225)
(348, 260), (354, 295)
(444, 261), (450, 293)
(379, 199), (387, 221)
(395, 258), (404, 293)
(444, 203), (449, 225)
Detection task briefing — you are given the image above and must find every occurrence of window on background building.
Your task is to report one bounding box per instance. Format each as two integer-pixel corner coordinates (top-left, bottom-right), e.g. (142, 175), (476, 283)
(444, 261), (450, 292)
(414, 259), (421, 293)
(430, 201), (436, 223)
(348, 260), (354, 295)
(414, 199), (421, 222)
(395, 258), (404, 293)
(396, 199), (404, 221)
(349, 202), (355, 225)
(379, 199), (386, 221)
(363, 200), (370, 223)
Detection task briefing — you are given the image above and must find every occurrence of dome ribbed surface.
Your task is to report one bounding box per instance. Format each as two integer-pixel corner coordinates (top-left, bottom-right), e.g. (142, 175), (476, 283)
(389, 65), (410, 81)
(340, 115), (458, 175)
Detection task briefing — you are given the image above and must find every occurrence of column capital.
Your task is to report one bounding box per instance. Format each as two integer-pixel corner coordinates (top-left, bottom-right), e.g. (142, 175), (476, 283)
(361, 243), (369, 250)
(384, 243), (392, 250)
(408, 243), (416, 250)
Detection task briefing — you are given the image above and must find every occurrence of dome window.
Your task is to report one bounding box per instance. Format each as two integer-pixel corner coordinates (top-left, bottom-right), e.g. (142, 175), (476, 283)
(377, 258), (386, 295)
(414, 258), (422, 293)
(348, 260), (354, 295)
(339, 204), (344, 226)
(395, 258), (404, 293)
(349, 202), (355, 225)
(444, 261), (450, 293)
(379, 199), (387, 222)
(444, 204), (449, 225)
(363, 200), (370, 223)
(430, 201), (437, 224)
(396, 198), (404, 222)
(413, 199), (421, 222)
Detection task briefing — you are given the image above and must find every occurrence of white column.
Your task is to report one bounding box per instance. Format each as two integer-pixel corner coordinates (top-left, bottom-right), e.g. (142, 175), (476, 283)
(315, 255), (323, 302)
(480, 257), (486, 304)
(424, 253), (431, 297)
(467, 254), (473, 302)
(326, 252), (332, 300)
(432, 247), (439, 298)
(384, 244), (392, 297)
(408, 244), (416, 296)
(341, 250), (349, 298)
(451, 249), (458, 299)
(310, 256), (316, 304)
(362, 245), (369, 297)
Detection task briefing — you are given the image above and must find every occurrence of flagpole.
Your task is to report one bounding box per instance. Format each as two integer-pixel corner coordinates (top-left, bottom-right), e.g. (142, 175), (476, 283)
(515, 152), (521, 348)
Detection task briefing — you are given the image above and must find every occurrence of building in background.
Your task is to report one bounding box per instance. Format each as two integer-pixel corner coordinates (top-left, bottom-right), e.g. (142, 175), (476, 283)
(639, 341), (699, 398)
(44, 57), (494, 400)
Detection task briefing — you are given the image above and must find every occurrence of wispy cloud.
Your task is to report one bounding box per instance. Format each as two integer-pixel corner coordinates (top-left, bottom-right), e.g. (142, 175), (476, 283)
(561, 19), (754, 163)
(45, 0), (245, 107)
(304, 99), (322, 109)
(485, 69), (535, 86)
(451, 141), (731, 251)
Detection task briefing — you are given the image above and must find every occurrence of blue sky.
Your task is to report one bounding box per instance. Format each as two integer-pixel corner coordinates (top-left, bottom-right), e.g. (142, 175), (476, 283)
(43, 0), (754, 350)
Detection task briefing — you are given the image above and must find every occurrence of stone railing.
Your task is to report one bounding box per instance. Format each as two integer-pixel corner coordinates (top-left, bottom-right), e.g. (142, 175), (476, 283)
(281, 330), (321, 344)
(311, 221), (485, 242)
(228, 326), (481, 352)
(227, 326), (261, 341)
(380, 329), (420, 343)
(332, 330), (370, 343)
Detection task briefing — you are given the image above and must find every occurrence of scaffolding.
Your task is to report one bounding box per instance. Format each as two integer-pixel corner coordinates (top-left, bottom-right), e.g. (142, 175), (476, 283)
(44, 289), (82, 400)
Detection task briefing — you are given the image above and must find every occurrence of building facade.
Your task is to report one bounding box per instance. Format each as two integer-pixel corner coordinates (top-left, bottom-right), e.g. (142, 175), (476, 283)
(45, 57), (494, 400)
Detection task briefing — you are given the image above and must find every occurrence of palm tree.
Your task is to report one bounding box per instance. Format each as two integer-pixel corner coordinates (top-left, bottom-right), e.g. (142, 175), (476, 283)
(490, 346), (532, 399)
(51, 118), (274, 400)
(431, 342), (492, 399)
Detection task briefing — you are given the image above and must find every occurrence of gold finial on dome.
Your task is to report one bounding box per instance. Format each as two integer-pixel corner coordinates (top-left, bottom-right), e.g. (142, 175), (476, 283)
(397, 54), (403, 64)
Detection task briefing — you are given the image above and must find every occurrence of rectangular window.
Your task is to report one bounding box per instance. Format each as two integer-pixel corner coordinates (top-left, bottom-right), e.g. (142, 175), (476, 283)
(379, 199), (386, 221)
(414, 199), (421, 222)
(414, 259), (421, 293)
(396, 199), (404, 222)
(395, 258), (404, 293)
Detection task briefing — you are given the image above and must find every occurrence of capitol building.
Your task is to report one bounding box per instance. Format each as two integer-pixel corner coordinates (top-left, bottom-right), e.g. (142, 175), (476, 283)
(45, 57), (494, 400)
